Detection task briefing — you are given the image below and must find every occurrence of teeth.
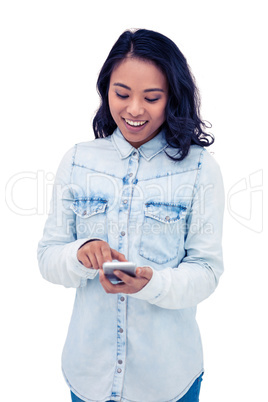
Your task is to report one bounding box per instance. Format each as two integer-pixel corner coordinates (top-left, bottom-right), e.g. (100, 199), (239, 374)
(124, 119), (147, 127)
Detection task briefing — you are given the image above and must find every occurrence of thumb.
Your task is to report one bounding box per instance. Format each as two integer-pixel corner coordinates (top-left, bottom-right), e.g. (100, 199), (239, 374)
(136, 266), (153, 280)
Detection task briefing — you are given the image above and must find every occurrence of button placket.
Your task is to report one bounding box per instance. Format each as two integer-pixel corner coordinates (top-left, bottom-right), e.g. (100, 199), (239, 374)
(110, 293), (127, 396)
(110, 150), (140, 398)
(118, 151), (139, 252)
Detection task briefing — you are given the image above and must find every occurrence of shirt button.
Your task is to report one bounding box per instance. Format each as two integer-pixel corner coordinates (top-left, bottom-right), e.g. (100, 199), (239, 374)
(117, 368), (122, 373)
(129, 173), (133, 177)
(119, 328), (124, 333)
(123, 199), (128, 204)
(121, 231), (126, 236)
(120, 296), (125, 302)
(133, 151), (137, 156)
(165, 216), (170, 221)
(118, 359), (123, 364)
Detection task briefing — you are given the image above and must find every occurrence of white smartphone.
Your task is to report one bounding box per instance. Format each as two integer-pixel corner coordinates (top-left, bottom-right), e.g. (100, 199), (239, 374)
(102, 261), (137, 282)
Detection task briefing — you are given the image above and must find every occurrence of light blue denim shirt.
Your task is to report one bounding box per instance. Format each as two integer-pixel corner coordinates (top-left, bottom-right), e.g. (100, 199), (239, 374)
(37, 127), (224, 402)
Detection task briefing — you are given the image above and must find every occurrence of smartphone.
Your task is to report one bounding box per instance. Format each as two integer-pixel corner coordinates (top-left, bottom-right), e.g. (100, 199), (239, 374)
(102, 261), (137, 282)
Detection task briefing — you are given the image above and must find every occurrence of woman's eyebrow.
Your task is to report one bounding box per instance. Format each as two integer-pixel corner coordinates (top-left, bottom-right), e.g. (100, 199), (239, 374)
(113, 83), (165, 93)
(144, 88), (164, 93)
(113, 83), (131, 90)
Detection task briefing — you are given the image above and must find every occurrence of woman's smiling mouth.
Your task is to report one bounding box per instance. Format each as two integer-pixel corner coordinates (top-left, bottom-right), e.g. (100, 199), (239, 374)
(123, 118), (148, 127)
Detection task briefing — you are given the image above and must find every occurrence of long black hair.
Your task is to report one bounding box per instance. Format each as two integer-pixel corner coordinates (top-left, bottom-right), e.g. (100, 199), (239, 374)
(93, 29), (214, 161)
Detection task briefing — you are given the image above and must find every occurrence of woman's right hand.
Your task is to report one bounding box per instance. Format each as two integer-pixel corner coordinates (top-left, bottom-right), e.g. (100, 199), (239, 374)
(77, 240), (127, 270)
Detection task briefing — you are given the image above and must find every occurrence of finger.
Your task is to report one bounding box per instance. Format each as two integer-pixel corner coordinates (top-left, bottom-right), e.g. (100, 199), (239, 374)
(94, 252), (104, 270)
(99, 269), (123, 293)
(135, 267), (153, 280)
(88, 252), (99, 270)
(113, 270), (134, 285)
(81, 255), (93, 269)
(111, 248), (127, 262)
(100, 244), (113, 264)
(94, 243), (113, 270)
(77, 251), (92, 269)
(78, 241), (102, 269)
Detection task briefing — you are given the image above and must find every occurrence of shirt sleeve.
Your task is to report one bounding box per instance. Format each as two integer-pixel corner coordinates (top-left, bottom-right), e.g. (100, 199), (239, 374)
(37, 146), (99, 288)
(130, 149), (225, 309)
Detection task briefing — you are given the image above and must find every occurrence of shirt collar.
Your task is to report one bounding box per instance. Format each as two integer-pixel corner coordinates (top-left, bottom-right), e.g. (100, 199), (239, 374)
(111, 127), (168, 162)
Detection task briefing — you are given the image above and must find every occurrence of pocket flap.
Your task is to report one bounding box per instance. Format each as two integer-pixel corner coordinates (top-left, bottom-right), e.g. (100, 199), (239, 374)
(145, 202), (187, 223)
(71, 199), (108, 218)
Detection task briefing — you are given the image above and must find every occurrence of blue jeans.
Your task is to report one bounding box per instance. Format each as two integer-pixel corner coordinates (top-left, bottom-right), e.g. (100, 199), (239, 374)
(70, 373), (203, 401)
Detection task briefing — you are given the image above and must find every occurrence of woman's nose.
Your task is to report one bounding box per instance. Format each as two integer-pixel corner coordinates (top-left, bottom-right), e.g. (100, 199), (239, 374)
(126, 100), (144, 117)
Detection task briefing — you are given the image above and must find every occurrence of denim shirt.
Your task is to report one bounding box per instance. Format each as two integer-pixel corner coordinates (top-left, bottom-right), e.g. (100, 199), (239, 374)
(37, 127), (224, 402)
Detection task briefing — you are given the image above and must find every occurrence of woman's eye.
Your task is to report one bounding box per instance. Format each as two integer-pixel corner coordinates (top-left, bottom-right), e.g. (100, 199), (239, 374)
(116, 92), (129, 99)
(146, 97), (160, 103)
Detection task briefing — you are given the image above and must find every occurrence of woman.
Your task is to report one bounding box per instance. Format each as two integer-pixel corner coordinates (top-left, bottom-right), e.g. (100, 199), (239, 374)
(38, 28), (224, 402)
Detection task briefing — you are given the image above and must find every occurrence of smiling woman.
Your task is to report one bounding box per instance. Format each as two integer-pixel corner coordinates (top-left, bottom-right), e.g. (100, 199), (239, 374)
(93, 29), (214, 161)
(37, 28), (224, 402)
(108, 58), (168, 148)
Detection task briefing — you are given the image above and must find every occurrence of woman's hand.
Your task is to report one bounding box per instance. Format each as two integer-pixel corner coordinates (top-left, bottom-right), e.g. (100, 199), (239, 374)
(99, 266), (153, 294)
(77, 240), (153, 294)
(77, 240), (127, 269)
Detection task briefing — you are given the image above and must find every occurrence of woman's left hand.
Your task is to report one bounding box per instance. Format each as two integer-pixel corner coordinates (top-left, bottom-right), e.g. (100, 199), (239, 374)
(99, 266), (153, 294)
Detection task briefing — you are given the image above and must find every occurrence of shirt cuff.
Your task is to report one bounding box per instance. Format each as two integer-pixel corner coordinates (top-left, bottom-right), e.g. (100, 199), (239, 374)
(68, 238), (99, 282)
(130, 267), (171, 304)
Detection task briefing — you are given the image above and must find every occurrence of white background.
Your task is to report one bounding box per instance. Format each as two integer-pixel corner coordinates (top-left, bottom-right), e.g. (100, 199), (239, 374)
(1, 1), (267, 401)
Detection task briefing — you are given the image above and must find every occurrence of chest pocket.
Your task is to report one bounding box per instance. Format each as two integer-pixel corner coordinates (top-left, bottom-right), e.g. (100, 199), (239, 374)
(71, 198), (108, 240)
(139, 202), (187, 264)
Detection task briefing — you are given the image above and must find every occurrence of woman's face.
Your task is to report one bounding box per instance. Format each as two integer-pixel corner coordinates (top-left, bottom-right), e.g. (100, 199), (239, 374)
(108, 57), (168, 148)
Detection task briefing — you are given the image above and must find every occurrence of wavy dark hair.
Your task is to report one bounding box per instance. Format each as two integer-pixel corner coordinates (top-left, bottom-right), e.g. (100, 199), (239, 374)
(93, 29), (214, 161)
